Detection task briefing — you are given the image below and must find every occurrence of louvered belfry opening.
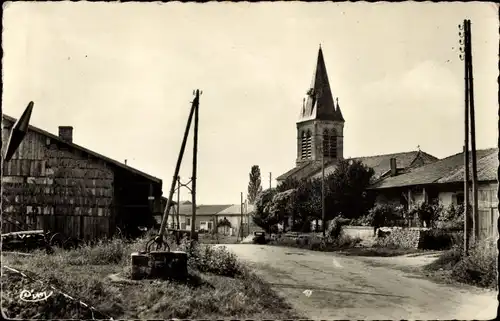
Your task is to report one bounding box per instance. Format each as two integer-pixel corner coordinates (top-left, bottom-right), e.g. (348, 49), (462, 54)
(301, 130), (312, 160)
(322, 128), (337, 159)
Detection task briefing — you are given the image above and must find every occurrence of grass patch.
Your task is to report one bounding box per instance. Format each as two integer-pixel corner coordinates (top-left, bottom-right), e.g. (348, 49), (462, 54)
(337, 246), (423, 257)
(1, 235), (299, 319)
(424, 239), (498, 289)
(198, 233), (239, 245)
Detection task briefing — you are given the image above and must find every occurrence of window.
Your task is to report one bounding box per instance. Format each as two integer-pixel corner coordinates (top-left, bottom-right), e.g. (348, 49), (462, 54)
(208, 222), (213, 230)
(186, 218), (191, 226)
(455, 193), (465, 205)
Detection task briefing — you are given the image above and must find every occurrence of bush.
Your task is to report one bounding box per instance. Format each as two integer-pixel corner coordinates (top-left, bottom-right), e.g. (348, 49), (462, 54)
(178, 240), (243, 277)
(350, 216), (371, 226)
(407, 202), (442, 228)
(452, 240), (497, 288)
(426, 239), (497, 289)
(435, 204), (466, 230)
(366, 204), (405, 231)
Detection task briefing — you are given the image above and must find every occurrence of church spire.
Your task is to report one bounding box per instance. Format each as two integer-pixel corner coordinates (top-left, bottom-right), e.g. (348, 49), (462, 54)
(335, 97), (345, 122)
(299, 45), (338, 122)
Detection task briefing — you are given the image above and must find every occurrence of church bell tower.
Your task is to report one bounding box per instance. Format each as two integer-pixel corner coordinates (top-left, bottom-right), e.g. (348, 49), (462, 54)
(296, 45), (345, 166)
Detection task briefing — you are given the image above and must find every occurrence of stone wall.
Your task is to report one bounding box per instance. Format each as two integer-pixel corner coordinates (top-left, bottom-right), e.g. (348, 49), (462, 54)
(375, 227), (430, 249)
(342, 225), (375, 240)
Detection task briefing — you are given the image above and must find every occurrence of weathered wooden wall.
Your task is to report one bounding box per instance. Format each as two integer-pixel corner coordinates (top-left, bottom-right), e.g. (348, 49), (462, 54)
(477, 182), (498, 241)
(2, 122), (114, 240)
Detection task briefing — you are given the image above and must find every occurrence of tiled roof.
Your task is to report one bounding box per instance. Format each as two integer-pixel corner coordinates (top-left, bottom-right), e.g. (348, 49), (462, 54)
(276, 161), (322, 181)
(437, 148), (498, 183)
(277, 150), (438, 183)
(176, 203), (255, 216)
(370, 148), (498, 189)
(177, 204), (233, 215)
(218, 204), (255, 215)
(351, 150), (438, 180)
(2, 114), (162, 183)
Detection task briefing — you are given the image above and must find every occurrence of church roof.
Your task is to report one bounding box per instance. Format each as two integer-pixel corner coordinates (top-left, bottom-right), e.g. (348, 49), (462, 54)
(276, 150), (439, 183)
(299, 46), (343, 123)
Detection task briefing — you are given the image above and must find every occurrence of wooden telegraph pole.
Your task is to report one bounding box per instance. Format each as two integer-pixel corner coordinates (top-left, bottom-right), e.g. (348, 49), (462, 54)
(239, 192), (244, 241)
(191, 91), (200, 238)
(459, 19), (479, 252)
(321, 144), (326, 237)
(466, 20), (480, 242)
(460, 20), (471, 255)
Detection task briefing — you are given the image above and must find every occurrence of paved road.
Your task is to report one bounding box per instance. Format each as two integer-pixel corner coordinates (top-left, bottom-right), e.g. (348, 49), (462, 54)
(223, 244), (498, 320)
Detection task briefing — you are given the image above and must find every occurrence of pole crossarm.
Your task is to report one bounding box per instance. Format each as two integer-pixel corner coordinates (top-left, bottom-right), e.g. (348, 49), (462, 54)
(177, 179), (193, 192)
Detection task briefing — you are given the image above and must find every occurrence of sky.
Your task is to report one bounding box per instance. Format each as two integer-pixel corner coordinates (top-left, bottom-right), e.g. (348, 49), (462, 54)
(2, 2), (498, 204)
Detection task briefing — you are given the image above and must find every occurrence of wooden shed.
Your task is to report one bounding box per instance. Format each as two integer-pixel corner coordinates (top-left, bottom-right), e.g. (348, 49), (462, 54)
(1, 114), (163, 240)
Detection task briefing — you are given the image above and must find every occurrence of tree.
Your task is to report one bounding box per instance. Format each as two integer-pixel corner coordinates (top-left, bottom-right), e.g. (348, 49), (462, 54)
(276, 177), (301, 193)
(247, 165), (263, 204)
(268, 189), (296, 232)
(325, 159), (375, 220)
(252, 188), (278, 233)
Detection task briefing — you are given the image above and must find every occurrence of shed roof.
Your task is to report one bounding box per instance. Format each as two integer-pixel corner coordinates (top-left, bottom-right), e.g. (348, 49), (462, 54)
(370, 148), (498, 189)
(2, 114), (162, 184)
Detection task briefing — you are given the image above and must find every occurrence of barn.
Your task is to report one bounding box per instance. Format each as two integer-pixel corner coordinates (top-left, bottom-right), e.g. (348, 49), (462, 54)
(1, 114), (164, 240)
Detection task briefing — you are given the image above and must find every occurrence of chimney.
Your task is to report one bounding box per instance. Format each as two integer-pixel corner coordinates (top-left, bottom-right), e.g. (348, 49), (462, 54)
(390, 158), (397, 176)
(58, 126), (73, 143)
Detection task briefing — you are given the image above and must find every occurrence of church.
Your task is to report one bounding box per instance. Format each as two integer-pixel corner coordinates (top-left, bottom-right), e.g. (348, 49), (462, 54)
(276, 46), (439, 186)
(275, 47), (498, 239)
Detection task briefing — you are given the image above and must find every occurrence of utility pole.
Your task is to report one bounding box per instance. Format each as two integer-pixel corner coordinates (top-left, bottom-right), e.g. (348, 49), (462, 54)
(157, 90), (200, 244)
(246, 198), (250, 236)
(191, 92), (200, 238)
(459, 19), (479, 250)
(321, 145), (326, 237)
(239, 192), (244, 241)
(466, 20), (479, 242)
(459, 20), (471, 255)
(176, 176), (181, 229)
(269, 172), (272, 189)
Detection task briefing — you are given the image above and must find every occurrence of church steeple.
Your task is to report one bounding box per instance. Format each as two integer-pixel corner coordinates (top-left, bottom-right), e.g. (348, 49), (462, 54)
(296, 46), (345, 166)
(335, 97), (345, 122)
(299, 45), (339, 122)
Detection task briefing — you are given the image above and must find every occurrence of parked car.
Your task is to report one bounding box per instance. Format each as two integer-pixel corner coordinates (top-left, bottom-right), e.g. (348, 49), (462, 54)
(252, 231), (267, 244)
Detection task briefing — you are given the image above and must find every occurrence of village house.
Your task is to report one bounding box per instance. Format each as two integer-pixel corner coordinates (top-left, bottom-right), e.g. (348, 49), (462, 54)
(276, 46), (438, 185)
(2, 114), (165, 240)
(369, 147), (498, 239)
(164, 201), (255, 237)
